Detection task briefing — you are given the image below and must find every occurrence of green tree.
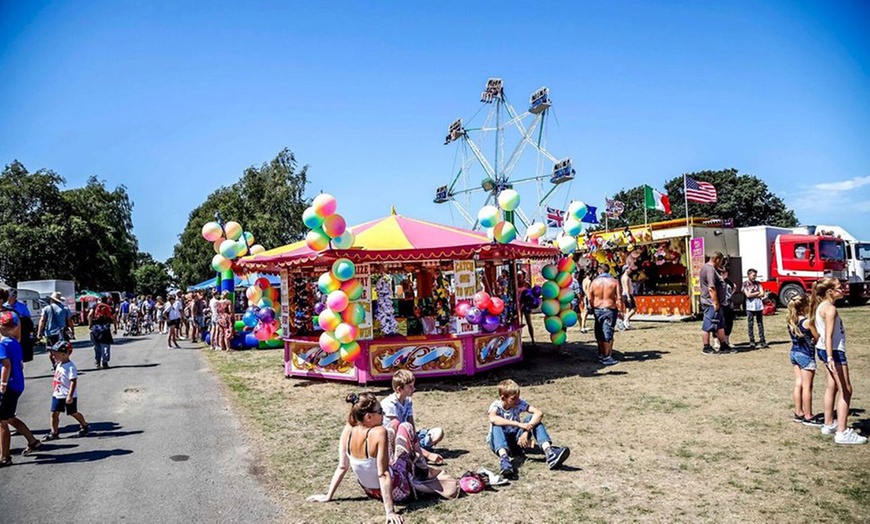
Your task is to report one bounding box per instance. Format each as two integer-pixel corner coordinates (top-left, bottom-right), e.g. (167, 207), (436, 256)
(132, 252), (173, 297)
(169, 148), (311, 288)
(599, 169), (798, 230)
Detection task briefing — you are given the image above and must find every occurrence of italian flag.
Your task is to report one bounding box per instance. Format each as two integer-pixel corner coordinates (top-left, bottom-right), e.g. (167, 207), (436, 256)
(644, 185), (671, 214)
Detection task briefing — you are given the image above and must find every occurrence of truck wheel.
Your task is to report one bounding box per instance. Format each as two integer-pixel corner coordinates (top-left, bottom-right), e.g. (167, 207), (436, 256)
(779, 284), (805, 306)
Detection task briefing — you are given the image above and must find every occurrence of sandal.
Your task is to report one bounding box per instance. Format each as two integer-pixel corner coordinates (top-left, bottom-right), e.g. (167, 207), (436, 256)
(21, 440), (42, 456)
(0, 457), (11, 468)
(42, 432), (60, 442)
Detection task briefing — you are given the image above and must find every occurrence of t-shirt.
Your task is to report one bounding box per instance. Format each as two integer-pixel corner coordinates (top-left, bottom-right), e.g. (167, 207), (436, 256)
(699, 263), (726, 307)
(120, 301), (130, 314)
(209, 298), (218, 317)
(486, 398), (530, 442)
(0, 336), (25, 393)
(381, 393), (414, 423)
(3, 301), (31, 319)
(41, 304), (70, 336)
(742, 280), (764, 311)
(52, 360), (78, 399)
(167, 301), (182, 321)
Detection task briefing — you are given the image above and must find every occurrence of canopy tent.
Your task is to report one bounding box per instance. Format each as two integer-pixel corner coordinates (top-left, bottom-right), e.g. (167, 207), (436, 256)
(188, 273), (280, 291)
(76, 290), (102, 302)
(236, 213), (556, 273)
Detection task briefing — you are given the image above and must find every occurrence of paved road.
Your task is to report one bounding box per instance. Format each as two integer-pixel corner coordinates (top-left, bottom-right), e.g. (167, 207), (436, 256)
(1, 332), (279, 523)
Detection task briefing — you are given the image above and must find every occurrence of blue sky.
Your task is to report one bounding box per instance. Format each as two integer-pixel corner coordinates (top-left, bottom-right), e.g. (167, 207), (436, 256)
(1, 1), (868, 261)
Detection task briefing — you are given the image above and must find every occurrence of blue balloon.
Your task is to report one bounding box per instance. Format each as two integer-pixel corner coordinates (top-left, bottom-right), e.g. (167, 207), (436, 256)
(244, 333), (259, 348)
(242, 311), (259, 327)
(230, 333), (247, 350)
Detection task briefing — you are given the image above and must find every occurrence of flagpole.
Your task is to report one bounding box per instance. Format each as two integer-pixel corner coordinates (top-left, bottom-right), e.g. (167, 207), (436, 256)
(604, 194), (609, 231)
(643, 189), (648, 227)
(683, 174), (690, 231)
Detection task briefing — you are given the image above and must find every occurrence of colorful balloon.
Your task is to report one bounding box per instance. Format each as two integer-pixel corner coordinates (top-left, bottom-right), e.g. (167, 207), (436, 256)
(454, 301), (472, 318)
(224, 221), (243, 241)
(242, 310), (259, 327)
(313, 302), (326, 315)
(554, 271), (573, 289)
(473, 292), (492, 311)
(493, 221), (517, 244)
(212, 254), (231, 272)
(318, 272), (341, 294)
(220, 239), (240, 259)
(557, 257), (576, 274)
(302, 207), (323, 229)
(559, 309), (578, 327)
(557, 235), (577, 254)
(526, 222), (547, 240)
(465, 307), (483, 325)
(541, 299), (561, 317)
(246, 286), (262, 303)
(235, 239), (249, 258)
(488, 297), (505, 315)
(332, 230), (355, 249)
(257, 307), (276, 324)
(322, 214), (347, 239)
(541, 264), (559, 281)
(254, 327), (272, 341)
(202, 222), (223, 242)
(341, 303), (366, 325)
(244, 333), (260, 348)
(319, 331), (341, 353)
(249, 244), (266, 255)
(332, 258), (355, 281)
(256, 277), (271, 290)
(242, 231), (255, 247)
(212, 239), (223, 254)
(306, 228), (330, 251)
(340, 279), (363, 301)
(257, 298), (273, 309)
(335, 323), (358, 344)
(544, 316), (563, 334)
(478, 205), (500, 228)
(312, 193), (337, 217)
(497, 189), (521, 211)
(326, 290), (349, 312)
(558, 287), (574, 305)
(568, 201), (588, 221)
(481, 314), (500, 333)
(318, 309), (341, 332)
(563, 218), (583, 237)
(550, 330), (567, 345)
(541, 281), (560, 300)
(340, 341), (361, 362)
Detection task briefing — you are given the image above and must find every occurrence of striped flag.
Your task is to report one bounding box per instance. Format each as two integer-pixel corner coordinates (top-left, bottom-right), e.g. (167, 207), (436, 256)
(685, 176), (717, 203)
(644, 185), (671, 214)
(605, 198), (624, 218)
(546, 207), (565, 227)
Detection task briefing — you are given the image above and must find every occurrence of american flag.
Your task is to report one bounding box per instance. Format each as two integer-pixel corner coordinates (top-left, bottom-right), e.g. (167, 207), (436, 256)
(685, 176), (717, 203)
(546, 207), (565, 227)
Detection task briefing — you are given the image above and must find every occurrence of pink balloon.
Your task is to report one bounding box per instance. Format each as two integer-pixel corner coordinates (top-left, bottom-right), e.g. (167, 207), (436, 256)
(319, 331), (341, 353)
(454, 301), (471, 318)
(322, 214), (347, 239)
(473, 292), (492, 311)
(326, 290), (349, 313)
(488, 297), (505, 315)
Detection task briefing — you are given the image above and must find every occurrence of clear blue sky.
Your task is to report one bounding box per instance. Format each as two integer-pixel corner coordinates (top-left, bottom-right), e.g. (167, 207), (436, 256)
(2, 1), (868, 261)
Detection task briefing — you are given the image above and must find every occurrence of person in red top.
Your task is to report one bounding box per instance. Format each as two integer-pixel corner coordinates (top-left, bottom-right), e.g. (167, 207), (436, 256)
(88, 296), (114, 369)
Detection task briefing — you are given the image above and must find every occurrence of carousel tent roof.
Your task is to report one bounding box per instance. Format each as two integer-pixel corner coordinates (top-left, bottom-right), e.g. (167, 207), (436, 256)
(236, 213), (557, 273)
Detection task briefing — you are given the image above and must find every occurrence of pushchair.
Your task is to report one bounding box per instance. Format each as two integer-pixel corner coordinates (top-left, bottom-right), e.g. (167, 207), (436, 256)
(126, 309), (141, 336)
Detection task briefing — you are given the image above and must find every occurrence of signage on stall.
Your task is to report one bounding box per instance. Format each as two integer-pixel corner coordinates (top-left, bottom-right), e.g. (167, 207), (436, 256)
(280, 272), (290, 336)
(354, 264), (373, 340)
(690, 237), (705, 296)
(452, 259), (478, 334)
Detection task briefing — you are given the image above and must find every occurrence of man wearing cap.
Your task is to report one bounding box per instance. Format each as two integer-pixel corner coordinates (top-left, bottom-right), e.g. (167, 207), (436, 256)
(1, 310), (42, 466)
(38, 292), (75, 369)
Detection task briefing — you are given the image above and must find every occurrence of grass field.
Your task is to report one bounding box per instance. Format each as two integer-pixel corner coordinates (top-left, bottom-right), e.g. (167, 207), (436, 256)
(204, 306), (870, 524)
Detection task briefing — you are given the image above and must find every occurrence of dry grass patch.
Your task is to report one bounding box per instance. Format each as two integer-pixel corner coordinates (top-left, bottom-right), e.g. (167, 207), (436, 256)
(205, 306), (870, 523)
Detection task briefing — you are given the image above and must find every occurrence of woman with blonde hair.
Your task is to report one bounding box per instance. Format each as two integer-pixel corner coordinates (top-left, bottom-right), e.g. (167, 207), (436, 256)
(786, 295), (821, 426)
(811, 278), (866, 444)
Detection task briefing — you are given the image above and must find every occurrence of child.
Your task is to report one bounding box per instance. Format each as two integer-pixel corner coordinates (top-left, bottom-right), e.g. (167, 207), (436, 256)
(1, 311), (43, 466)
(786, 296), (822, 426)
(381, 370), (444, 464)
(42, 340), (89, 440)
(811, 278), (866, 445)
(487, 379), (570, 480)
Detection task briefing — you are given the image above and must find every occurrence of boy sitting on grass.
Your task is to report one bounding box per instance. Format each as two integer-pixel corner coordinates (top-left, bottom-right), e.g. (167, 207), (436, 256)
(42, 340), (89, 441)
(381, 369), (444, 464)
(487, 379), (570, 480)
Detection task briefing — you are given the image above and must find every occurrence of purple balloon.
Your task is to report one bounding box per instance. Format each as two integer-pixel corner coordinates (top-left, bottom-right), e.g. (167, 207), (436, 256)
(257, 306), (275, 324)
(521, 289), (534, 301)
(313, 302), (326, 315)
(465, 306), (483, 325)
(531, 285), (543, 298)
(531, 297), (542, 308)
(481, 314), (500, 333)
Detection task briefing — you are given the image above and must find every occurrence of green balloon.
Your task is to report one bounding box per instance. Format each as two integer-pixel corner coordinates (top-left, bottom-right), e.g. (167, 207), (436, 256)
(541, 264), (559, 281)
(544, 315), (563, 334)
(541, 299), (561, 317)
(550, 330), (567, 345)
(559, 309), (578, 327)
(233, 320), (246, 332)
(558, 288), (575, 305)
(541, 281), (560, 299)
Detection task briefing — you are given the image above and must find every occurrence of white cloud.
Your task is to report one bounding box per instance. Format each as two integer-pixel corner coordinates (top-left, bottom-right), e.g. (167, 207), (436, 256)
(814, 175), (870, 192)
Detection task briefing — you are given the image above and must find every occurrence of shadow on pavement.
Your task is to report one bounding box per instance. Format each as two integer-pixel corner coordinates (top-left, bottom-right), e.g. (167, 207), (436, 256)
(30, 448), (134, 464)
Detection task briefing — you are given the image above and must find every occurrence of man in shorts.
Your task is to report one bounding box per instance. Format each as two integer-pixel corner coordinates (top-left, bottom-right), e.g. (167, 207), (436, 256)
(589, 264), (620, 366)
(620, 266), (637, 330)
(700, 251), (732, 355)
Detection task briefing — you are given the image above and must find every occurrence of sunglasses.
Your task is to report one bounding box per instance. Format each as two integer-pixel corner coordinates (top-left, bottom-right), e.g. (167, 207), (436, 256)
(370, 407), (384, 416)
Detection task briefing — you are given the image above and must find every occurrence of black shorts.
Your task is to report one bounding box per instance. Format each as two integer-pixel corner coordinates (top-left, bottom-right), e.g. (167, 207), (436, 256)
(621, 294), (636, 310)
(51, 397), (79, 415)
(168, 318), (180, 328)
(0, 389), (23, 420)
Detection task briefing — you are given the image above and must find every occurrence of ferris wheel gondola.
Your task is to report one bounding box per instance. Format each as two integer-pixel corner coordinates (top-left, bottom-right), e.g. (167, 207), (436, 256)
(435, 78), (576, 237)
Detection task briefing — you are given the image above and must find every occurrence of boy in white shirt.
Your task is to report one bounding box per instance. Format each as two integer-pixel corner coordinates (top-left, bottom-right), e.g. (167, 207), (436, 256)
(42, 341), (89, 441)
(381, 370), (444, 464)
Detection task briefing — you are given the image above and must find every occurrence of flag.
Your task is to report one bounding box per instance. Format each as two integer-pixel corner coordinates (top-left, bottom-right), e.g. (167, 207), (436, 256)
(685, 176), (717, 203)
(644, 185), (671, 214)
(580, 205), (599, 224)
(605, 198), (624, 218)
(546, 207), (565, 227)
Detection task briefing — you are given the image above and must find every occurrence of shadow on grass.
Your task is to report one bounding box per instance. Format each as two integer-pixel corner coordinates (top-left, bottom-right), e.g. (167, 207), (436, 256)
(437, 448), (469, 460)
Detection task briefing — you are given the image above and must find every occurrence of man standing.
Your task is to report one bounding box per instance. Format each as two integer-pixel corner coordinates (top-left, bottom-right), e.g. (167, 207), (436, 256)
(589, 264), (620, 366)
(741, 269), (768, 349)
(700, 252), (732, 355)
(119, 297), (130, 333)
(620, 266), (637, 330)
(37, 292), (74, 369)
(579, 268), (593, 334)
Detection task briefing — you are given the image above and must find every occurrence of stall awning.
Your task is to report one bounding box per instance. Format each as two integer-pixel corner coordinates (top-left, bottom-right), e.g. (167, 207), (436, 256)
(188, 274), (281, 291)
(236, 214), (558, 273)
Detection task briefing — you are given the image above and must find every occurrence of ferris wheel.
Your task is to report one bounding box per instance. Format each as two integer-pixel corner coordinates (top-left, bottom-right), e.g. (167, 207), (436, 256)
(434, 78), (577, 237)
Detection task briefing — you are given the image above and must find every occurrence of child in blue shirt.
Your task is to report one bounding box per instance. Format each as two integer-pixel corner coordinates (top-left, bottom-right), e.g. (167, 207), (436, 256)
(0, 311), (42, 466)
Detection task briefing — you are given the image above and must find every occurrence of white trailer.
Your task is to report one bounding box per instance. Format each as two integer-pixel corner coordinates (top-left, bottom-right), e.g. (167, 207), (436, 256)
(735, 226), (794, 282)
(16, 280), (76, 311)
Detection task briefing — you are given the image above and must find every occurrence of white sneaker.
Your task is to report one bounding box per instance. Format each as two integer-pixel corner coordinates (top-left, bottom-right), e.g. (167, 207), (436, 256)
(821, 422), (838, 435)
(834, 429), (868, 445)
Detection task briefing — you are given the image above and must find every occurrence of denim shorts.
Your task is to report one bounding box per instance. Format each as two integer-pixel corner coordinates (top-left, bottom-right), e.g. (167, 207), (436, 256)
(593, 308), (618, 342)
(701, 305), (724, 332)
(417, 429), (433, 451)
(790, 350), (816, 371)
(50, 396), (78, 415)
(817, 349), (848, 365)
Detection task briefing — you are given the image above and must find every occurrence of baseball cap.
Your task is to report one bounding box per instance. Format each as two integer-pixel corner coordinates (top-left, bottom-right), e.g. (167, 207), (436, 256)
(0, 310), (19, 327)
(9, 288), (18, 298)
(49, 340), (72, 354)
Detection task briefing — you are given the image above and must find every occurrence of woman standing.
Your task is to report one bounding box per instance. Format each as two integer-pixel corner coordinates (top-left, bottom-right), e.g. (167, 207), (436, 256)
(811, 278), (867, 445)
(215, 291), (234, 351)
(165, 295), (182, 349)
(155, 297), (166, 334)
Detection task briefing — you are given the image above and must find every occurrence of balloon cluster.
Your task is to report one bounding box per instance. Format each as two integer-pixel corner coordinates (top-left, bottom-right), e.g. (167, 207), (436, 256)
(555, 201), (588, 255)
(519, 285), (543, 314)
(454, 291), (504, 333)
(314, 258), (365, 363)
(203, 221), (266, 272)
(240, 277), (283, 348)
(540, 258), (578, 345)
(303, 193), (355, 251)
(477, 189), (521, 244)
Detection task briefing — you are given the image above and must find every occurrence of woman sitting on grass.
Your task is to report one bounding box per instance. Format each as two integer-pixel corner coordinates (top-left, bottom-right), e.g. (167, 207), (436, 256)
(307, 393), (416, 524)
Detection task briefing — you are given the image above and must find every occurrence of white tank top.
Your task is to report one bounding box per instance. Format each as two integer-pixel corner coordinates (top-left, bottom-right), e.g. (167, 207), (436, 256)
(814, 303), (846, 351)
(347, 428), (380, 490)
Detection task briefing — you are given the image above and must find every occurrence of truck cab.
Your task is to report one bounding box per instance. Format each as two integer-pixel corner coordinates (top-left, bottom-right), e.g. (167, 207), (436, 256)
(767, 234), (848, 304)
(844, 240), (870, 305)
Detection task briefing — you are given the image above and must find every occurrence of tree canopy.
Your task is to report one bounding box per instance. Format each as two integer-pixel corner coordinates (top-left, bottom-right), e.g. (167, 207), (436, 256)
(599, 169), (798, 230)
(169, 148), (311, 288)
(0, 160), (140, 290)
(132, 252), (173, 298)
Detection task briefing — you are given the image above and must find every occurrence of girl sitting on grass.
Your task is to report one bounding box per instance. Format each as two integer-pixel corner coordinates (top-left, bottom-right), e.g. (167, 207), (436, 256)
(786, 295), (822, 426)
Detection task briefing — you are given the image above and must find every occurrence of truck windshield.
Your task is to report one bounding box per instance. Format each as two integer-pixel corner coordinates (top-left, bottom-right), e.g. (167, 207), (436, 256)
(857, 243), (870, 261)
(819, 240), (845, 261)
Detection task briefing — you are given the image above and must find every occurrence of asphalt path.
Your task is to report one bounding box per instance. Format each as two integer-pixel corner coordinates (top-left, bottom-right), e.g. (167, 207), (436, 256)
(0, 331), (279, 523)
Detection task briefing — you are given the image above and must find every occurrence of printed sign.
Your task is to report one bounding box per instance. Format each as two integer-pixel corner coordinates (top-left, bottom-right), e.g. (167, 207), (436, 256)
(690, 237), (705, 296)
(280, 272), (290, 336)
(354, 264), (373, 340)
(368, 339), (464, 380)
(452, 260), (478, 334)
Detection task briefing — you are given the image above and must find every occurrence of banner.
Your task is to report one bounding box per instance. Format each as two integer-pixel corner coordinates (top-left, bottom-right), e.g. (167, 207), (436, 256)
(690, 237), (705, 296)
(453, 260), (478, 334)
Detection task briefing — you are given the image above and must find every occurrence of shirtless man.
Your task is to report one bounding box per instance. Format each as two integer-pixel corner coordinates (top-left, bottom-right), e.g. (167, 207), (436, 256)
(579, 268), (594, 334)
(620, 266), (636, 330)
(589, 264), (621, 366)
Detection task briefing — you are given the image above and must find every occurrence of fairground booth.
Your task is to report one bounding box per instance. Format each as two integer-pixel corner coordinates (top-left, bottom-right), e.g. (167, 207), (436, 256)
(236, 212), (558, 384)
(579, 218), (738, 319)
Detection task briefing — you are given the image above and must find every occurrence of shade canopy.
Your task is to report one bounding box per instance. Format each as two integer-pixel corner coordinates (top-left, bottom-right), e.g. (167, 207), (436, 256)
(188, 273), (281, 291)
(236, 214), (556, 273)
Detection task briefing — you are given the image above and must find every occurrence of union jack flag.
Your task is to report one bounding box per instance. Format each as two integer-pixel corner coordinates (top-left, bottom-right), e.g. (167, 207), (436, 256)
(546, 207), (565, 227)
(685, 176), (718, 203)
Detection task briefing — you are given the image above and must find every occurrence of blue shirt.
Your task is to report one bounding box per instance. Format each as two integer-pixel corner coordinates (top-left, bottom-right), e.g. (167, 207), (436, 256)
(3, 301), (30, 319)
(0, 336), (25, 393)
(120, 301), (130, 314)
(41, 303), (70, 336)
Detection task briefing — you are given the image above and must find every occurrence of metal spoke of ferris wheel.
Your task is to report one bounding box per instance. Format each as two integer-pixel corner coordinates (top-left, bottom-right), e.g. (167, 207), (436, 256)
(450, 198), (478, 227)
(463, 135), (496, 179)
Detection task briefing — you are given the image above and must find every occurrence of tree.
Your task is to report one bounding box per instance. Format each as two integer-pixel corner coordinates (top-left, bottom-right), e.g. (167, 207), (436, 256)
(599, 169), (798, 230)
(169, 149), (311, 288)
(132, 252), (173, 297)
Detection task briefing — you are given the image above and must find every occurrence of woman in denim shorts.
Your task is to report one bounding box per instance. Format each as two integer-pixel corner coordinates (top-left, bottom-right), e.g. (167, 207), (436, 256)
(786, 296), (820, 426)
